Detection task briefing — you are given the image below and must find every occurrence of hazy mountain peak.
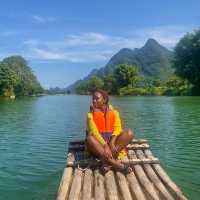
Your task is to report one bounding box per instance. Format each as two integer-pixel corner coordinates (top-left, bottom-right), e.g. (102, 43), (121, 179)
(143, 38), (163, 49)
(67, 38), (174, 91)
(146, 38), (159, 45)
(118, 48), (133, 53)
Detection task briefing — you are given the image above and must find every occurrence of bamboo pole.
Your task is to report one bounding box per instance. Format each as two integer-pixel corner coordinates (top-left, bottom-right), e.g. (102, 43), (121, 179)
(105, 170), (119, 200)
(128, 150), (160, 200)
(127, 143), (150, 150)
(127, 172), (147, 200)
(69, 139), (147, 146)
(131, 139), (148, 144)
(82, 169), (93, 200)
(69, 143), (150, 152)
(123, 158), (159, 165)
(94, 169), (106, 200)
(56, 152), (75, 200)
(144, 149), (188, 200)
(68, 168), (83, 200)
(119, 156), (146, 200)
(67, 158), (159, 168)
(116, 171), (132, 200)
(135, 150), (174, 200)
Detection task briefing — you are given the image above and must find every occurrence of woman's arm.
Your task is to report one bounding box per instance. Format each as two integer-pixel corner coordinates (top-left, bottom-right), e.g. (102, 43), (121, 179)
(110, 110), (123, 156)
(86, 112), (106, 145)
(112, 110), (122, 136)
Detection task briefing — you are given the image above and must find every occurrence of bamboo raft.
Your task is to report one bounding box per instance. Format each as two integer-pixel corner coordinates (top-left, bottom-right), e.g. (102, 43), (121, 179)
(56, 139), (187, 200)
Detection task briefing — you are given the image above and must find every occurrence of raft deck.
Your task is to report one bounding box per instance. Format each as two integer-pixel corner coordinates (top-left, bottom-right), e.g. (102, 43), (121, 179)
(57, 139), (187, 200)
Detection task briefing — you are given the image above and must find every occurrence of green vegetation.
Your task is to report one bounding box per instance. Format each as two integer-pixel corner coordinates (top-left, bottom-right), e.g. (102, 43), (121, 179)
(68, 38), (174, 93)
(76, 76), (104, 94)
(173, 29), (200, 94)
(0, 56), (43, 97)
(75, 64), (192, 96)
(102, 39), (174, 81)
(74, 28), (200, 96)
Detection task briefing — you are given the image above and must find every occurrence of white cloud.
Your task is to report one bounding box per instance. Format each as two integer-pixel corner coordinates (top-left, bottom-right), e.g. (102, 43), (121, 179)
(22, 25), (198, 63)
(60, 25), (192, 50)
(63, 32), (108, 46)
(32, 48), (66, 60)
(32, 15), (55, 23)
(27, 47), (110, 62)
(60, 32), (143, 49)
(130, 25), (197, 48)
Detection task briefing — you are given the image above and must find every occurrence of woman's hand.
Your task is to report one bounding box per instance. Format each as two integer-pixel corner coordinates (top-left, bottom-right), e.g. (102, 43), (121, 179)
(109, 142), (118, 158)
(102, 143), (113, 160)
(109, 136), (118, 158)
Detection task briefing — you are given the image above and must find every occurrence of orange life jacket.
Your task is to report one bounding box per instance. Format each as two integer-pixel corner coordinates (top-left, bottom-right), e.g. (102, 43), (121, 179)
(92, 108), (115, 133)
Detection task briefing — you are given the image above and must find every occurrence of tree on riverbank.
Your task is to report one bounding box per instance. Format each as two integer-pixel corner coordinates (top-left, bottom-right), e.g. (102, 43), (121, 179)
(0, 56), (43, 97)
(173, 28), (200, 94)
(75, 64), (146, 95)
(0, 63), (18, 97)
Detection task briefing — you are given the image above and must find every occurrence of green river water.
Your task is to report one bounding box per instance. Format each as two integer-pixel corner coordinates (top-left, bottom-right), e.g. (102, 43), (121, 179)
(0, 95), (199, 199)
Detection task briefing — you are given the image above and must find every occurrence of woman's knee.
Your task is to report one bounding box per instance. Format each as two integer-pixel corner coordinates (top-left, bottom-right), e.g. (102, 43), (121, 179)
(86, 135), (95, 145)
(126, 128), (134, 140)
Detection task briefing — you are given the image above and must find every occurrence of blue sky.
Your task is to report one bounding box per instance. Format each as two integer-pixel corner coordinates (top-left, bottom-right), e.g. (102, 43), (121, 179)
(0, 0), (199, 88)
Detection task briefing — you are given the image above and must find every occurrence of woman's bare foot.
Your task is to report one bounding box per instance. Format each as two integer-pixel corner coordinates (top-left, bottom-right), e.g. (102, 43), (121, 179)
(122, 164), (132, 173)
(112, 160), (132, 173)
(100, 163), (111, 174)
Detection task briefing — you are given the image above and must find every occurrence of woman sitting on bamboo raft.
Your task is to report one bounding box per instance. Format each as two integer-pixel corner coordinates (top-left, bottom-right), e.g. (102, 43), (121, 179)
(86, 89), (134, 173)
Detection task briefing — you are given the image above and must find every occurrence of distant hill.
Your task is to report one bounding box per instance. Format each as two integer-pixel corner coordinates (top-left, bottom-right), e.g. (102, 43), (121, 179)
(46, 87), (70, 94)
(66, 68), (99, 92)
(67, 38), (174, 92)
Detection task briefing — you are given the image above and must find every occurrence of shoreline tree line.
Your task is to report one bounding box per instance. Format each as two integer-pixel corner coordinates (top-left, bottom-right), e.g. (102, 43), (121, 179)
(75, 28), (200, 96)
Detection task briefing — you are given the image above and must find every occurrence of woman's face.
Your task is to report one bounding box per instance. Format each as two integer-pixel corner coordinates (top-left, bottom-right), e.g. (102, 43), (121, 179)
(92, 92), (105, 109)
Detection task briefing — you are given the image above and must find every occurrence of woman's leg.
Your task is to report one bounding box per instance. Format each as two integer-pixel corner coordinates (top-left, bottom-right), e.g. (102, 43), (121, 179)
(86, 135), (126, 171)
(86, 135), (105, 158)
(115, 128), (134, 153)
